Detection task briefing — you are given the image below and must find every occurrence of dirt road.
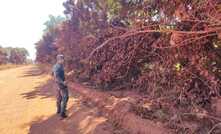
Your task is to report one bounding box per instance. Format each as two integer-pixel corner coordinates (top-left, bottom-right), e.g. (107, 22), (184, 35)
(0, 65), (118, 134)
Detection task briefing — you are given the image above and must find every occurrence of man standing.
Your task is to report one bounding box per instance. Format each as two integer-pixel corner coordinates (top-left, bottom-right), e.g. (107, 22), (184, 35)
(52, 54), (69, 119)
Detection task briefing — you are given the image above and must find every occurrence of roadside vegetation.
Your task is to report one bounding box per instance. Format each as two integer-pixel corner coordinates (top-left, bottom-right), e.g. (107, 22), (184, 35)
(36, 0), (221, 133)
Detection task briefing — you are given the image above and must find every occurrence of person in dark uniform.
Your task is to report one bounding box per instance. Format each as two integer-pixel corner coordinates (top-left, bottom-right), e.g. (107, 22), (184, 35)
(52, 54), (69, 119)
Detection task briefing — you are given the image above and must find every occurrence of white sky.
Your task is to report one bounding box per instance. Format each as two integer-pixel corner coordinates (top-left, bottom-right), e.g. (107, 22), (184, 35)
(0, 0), (66, 59)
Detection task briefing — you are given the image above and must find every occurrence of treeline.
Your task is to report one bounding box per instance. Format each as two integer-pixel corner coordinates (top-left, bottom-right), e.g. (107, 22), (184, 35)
(35, 0), (221, 105)
(35, 0), (221, 132)
(0, 46), (29, 65)
(36, 0), (221, 92)
(35, 0), (221, 95)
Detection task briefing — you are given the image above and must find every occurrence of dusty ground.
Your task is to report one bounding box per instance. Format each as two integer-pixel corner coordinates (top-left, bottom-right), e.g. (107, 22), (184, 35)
(0, 65), (120, 134)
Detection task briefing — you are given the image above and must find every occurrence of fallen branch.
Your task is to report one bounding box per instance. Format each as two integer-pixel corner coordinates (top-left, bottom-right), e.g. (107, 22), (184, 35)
(88, 28), (221, 59)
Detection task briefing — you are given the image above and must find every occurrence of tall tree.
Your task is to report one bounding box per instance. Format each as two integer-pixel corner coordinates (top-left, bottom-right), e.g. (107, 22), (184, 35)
(36, 15), (65, 64)
(43, 15), (65, 35)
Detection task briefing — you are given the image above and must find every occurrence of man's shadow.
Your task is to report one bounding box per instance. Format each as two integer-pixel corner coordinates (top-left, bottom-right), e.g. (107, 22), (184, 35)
(27, 100), (114, 134)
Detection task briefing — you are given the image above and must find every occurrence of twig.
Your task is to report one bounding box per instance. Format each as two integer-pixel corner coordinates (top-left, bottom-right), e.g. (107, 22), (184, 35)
(185, 68), (215, 93)
(153, 33), (217, 49)
(182, 112), (221, 122)
(208, 123), (221, 134)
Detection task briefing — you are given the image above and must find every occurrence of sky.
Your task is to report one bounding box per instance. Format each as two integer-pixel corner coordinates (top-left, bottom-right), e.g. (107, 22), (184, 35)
(0, 0), (66, 59)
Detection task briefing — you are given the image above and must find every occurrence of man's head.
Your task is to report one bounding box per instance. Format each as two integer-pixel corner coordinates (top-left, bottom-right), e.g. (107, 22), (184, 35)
(57, 54), (64, 64)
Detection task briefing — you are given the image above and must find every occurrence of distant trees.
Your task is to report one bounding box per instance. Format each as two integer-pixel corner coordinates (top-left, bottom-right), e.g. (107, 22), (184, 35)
(0, 46), (7, 64)
(0, 46), (29, 65)
(9, 48), (29, 64)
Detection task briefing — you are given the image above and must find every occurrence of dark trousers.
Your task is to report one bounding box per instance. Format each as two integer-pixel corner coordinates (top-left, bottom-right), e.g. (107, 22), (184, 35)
(56, 84), (69, 115)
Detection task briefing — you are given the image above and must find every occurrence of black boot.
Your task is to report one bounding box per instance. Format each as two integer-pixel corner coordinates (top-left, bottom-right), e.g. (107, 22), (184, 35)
(60, 112), (67, 119)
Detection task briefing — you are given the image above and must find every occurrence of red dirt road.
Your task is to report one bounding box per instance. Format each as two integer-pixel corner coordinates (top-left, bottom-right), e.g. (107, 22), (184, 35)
(0, 65), (118, 134)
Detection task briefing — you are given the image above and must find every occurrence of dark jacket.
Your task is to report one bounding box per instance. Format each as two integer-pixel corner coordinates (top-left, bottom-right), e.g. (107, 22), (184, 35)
(52, 63), (66, 88)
